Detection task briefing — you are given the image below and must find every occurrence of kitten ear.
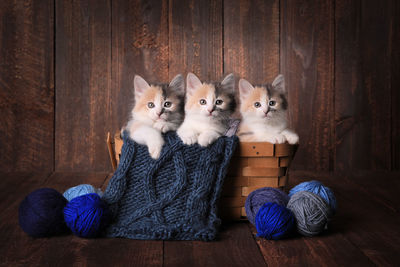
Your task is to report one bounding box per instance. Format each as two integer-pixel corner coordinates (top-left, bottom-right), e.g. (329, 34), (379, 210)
(134, 75), (150, 100)
(169, 74), (185, 96)
(221, 73), (235, 93)
(272, 74), (285, 94)
(239, 79), (254, 100)
(186, 72), (203, 95)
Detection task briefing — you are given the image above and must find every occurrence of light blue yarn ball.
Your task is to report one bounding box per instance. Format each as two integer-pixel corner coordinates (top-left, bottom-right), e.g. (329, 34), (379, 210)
(63, 184), (103, 202)
(289, 180), (337, 213)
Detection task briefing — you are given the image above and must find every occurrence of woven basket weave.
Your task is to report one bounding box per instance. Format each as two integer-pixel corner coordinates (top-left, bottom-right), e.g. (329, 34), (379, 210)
(107, 133), (297, 221)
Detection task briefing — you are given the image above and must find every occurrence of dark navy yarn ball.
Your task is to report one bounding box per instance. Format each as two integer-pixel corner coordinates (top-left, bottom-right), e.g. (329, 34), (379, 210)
(289, 180), (337, 213)
(64, 193), (110, 238)
(18, 188), (69, 237)
(255, 202), (295, 240)
(245, 187), (290, 226)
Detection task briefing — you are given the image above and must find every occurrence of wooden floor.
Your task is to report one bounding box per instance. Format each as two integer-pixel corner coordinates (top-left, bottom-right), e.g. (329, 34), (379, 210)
(1, 171), (399, 267)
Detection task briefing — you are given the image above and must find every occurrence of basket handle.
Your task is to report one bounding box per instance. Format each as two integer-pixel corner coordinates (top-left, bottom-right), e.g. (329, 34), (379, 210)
(107, 132), (118, 171)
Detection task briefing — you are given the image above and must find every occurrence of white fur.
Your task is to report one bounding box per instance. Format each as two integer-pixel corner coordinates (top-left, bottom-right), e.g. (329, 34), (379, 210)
(281, 128), (299, 144)
(178, 88), (225, 146)
(240, 116), (288, 143)
(177, 114), (226, 146)
(178, 73), (234, 147)
(240, 117), (300, 144)
(126, 120), (165, 159)
(239, 76), (299, 144)
(123, 74), (184, 159)
(239, 111), (299, 145)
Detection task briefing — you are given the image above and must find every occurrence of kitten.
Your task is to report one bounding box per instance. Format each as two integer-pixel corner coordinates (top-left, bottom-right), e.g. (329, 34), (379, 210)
(177, 73), (236, 147)
(237, 74), (299, 144)
(124, 74), (185, 159)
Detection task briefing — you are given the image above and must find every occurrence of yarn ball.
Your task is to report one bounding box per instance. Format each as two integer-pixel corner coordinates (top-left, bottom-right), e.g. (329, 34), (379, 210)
(287, 191), (333, 237)
(63, 184), (103, 202)
(19, 188), (69, 237)
(245, 187), (290, 225)
(289, 180), (337, 213)
(255, 202), (295, 240)
(64, 193), (110, 238)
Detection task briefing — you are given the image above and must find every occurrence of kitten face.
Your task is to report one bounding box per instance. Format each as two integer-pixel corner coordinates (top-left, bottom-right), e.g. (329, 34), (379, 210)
(133, 75), (184, 124)
(239, 75), (287, 121)
(185, 73), (236, 120)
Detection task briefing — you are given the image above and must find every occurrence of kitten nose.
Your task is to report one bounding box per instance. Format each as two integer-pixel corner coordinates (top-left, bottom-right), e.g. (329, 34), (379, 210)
(207, 106), (216, 114)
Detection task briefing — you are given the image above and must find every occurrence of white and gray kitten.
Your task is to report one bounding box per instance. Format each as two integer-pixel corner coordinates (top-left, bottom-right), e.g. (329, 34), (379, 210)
(237, 74), (299, 144)
(177, 73), (236, 147)
(124, 74), (185, 159)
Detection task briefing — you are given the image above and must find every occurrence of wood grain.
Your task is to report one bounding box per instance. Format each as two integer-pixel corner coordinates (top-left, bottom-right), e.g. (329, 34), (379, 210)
(55, 0), (112, 172)
(330, 177), (400, 265)
(0, 0), (54, 172)
(163, 223), (267, 267)
(2, 0), (399, 173)
(169, 0), (223, 81)
(250, 222), (374, 267)
(242, 167), (284, 177)
(289, 171), (400, 266)
(0, 173), (51, 215)
(111, 0), (169, 135)
(1, 170), (400, 265)
(391, 1), (400, 171)
(224, 0), (279, 83)
(0, 172), (163, 267)
(236, 142), (274, 157)
(280, 0), (335, 171)
(224, 0), (279, 117)
(335, 0), (393, 171)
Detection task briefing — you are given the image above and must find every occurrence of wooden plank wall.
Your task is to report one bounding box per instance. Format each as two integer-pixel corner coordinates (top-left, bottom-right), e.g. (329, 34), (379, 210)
(335, 0), (393, 171)
(0, 0), (398, 173)
(281, 0), (335, 171)
(0, 0), (54, 172)
(55, 0), (112, 172)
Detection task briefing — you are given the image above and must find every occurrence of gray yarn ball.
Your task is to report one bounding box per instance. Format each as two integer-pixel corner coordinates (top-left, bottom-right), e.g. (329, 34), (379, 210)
(287, 191), (333, 237)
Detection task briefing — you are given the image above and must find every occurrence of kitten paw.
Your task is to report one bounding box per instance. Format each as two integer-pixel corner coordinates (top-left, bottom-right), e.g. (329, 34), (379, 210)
(153, 121), (165, 132)
(178, 130), (198, 145)
(198, 131), (220, 147)
(284, 132), (299, 144)
(274, 134), (287, 144)
(147, 138), (164, 159)
(263, 134), (286, 144)
(161, 123), (177, 133)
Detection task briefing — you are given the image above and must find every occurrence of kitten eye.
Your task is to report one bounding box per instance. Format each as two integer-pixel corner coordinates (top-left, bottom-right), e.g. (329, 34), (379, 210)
(269, 100), (276, 106)
(164, 101), (172, 108)
(199, 99), (207, 105)
(147, 102), (155, 108)
(254, 102), (261, 108)
(215, 99), (223, 105)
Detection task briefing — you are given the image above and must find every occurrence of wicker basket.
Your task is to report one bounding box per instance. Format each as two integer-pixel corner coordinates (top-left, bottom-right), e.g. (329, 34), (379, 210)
(106, 133), (297, 221)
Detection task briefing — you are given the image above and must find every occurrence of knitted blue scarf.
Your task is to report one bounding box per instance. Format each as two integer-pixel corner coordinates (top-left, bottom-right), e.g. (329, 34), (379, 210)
(102, 131), (238, 241)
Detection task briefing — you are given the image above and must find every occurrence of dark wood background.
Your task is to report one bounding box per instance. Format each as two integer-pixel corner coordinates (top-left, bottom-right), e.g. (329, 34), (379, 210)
(1, 0), (399, 173)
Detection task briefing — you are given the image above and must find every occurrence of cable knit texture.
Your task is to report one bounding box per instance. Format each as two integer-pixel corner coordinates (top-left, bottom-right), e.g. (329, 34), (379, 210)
(102, 131), (238, 241)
